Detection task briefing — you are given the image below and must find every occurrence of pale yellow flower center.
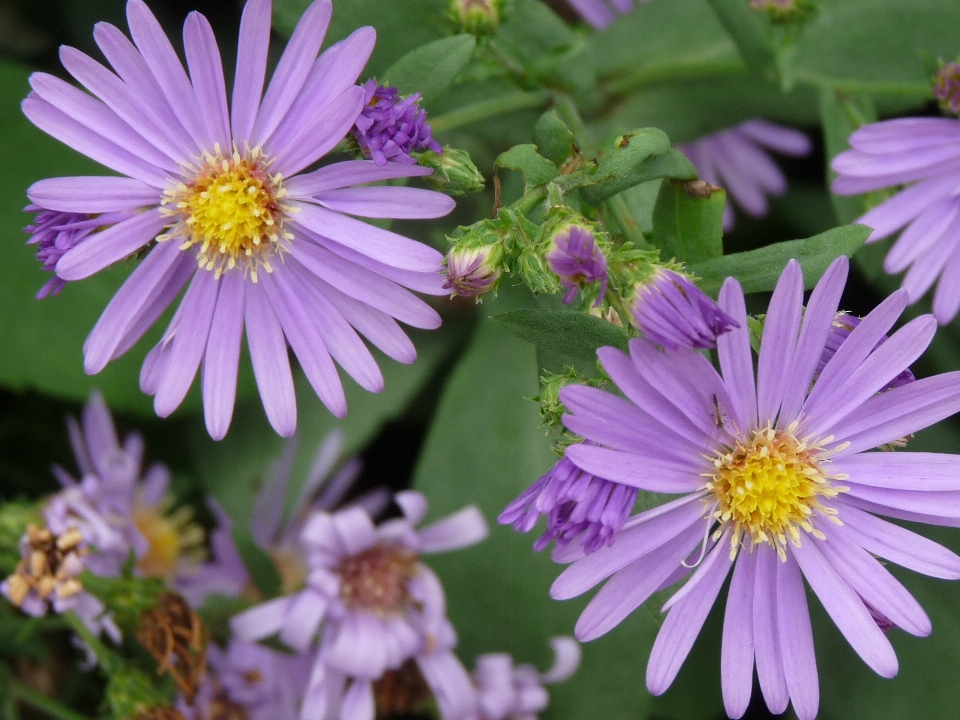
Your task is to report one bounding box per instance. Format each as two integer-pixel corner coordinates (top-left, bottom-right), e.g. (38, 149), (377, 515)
(132, 499), (206, 581)
(705, 424), (847, 561)
(160, 146), (291, 280)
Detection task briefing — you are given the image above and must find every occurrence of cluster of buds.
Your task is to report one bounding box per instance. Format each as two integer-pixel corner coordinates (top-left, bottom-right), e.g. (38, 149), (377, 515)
(3, 524), (87, 613)
(934, 61), (960, 117)
(448, 0), (506, 35)
(748, 0), (816, 22)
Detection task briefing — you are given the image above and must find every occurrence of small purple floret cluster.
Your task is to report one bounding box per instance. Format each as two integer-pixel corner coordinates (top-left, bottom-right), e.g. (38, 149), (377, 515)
(546, 226), (609, 306)
(352, 79), (442, 166)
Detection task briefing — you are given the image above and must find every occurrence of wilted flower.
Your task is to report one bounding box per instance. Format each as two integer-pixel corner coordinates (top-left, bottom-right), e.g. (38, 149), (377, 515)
(551, 257), (960, 720)
(680, 120), (812, 230)
(351, 80), (442, 166)
(628, 266), (738, 350)
(831, 116), (960, 323)
(23, 0), (455, 439)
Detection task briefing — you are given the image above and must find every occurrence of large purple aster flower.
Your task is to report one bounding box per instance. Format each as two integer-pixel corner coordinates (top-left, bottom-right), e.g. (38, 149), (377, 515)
(831, 117), (960, 324)
(565, 0), (651, 29)
(230, 491), (487, 720)
(680, 120), (812, 230)
(23, 0), (455, 440)
(550, 257), (960, 719)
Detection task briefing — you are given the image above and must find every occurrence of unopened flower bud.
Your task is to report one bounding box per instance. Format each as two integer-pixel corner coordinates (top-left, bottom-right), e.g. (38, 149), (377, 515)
(415, 147), (485, 196)
(934, 62), (960, 117)
(543, 213), (608, 306)
(444, 245), (503, 298)
(749, 0), (816, 22)
(629, 267), (738, 350)
(449, 0), (506, 35)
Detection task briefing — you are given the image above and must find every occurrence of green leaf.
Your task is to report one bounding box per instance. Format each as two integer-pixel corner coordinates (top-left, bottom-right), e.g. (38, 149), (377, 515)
(492, 309), (629, 360)
(495, 144), (558, 190)
(689, 224), (870, 296)
(581, 129), (696, 205)
(819, 86), (878, 225)
(382, 35), (477, 107)
(494, 0), (579, 71)
(533, 110), (576, 166)
(705, 0), (777, 80)
(231, 529), (281, 598)
(651, 180), (726, 264)
(413, 293), (659, 720)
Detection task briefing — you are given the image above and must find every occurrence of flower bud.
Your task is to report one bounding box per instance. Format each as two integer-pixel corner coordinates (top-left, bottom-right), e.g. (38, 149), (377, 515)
(448, 0), (506, 35)
(749, 0), (816, 22)
(443, 219), (509, 298)
(543, 212), (609, 306)
(415, 147), (485, 196)
(628, 266), (738, 350)
(934, 62), (960, 117)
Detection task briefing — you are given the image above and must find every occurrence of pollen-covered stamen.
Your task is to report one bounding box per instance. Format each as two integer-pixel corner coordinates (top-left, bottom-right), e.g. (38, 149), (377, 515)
(160, 146), (292, 280)
(704, 424), (848, 561)
(338, 544), (418, 614)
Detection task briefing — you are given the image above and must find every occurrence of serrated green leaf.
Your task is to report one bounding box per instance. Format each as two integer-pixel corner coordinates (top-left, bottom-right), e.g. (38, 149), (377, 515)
(492, 309), (629, 360)
(533, 110), (575, 166)
(495, 144), (559, 190)
(383, 35), (477, 107)
(413, 293), (658, 720)
(581, 130), (696, 205)
(651, 180), (725, 264)
(690, 224), (870, 296)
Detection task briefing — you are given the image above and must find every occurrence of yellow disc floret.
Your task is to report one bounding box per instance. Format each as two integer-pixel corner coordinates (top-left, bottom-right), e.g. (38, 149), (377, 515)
(132, 498), (207, 582)
(705, 423), (848, 561)
(160, 146), (292, 280)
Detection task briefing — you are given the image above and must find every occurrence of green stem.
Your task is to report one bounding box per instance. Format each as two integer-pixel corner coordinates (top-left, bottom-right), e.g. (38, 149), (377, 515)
(604, 54), (747, 96)
(430, 90), (551, 133)
(794, 69), (931, 98)
(62, 612), (119, 673)
(10, 683), (90, 720)
(552, 94), (598, 154)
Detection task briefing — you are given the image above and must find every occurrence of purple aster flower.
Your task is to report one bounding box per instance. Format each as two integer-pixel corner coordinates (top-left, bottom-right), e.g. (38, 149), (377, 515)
(565, 0), (652, 30)
(231, 490), (488, 720)
(50, 391), (248, 605)
(23, 206), (136, 298)
(499, 450), (638, 555)
(831, 117), (960, 324)
(444, 246), (503, 298)
(629, 266), (738, 350)
(816, 312), (915, 392)
(680, 120), (812, 230)
(470, 637), (580, 720)
(351, 80), (442, 166)
(550, 257), (960, 720)
(934, 62), (960, 116)
(23, 0), (456, 440)
(545, 226), (608, 306)
(178, 639), (313, 720)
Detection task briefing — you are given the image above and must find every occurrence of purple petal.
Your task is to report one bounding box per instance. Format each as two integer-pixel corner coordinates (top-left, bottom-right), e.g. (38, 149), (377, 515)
(340, 678), (375, 720)
(418, 506), (489, 554)
(722, 550), (756, 719)
(776, 556), (818, 720)
(56, 207), (166, 281)
(843, 482), (960, 519)
(183, 12), (231, 150)
(315, 186), (455, 219)
(564, 444), (702, 493)
(833, 452), (960, 491)
(717, 278), (757, 430)
(753, 545), (789, 714)
(231, 0), (271, 145)
(884, 196), (960, 274)
(738, 119), (812, 156)
(756, 259), (803, 423)
(855, 173), (960, 241)
(28, 176), (160, 213)
(231, 596), (293, 640)
(280, 590), (327, 651)
(286, 160), (434, 196)
(203, 272), (245, 440)
(245, 282), (297, 436)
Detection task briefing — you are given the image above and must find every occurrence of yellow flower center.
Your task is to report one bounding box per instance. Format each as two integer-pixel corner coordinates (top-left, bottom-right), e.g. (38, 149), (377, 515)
(160, 146), (291, 280)
(132, 500), (207, 582)
(705, 424), (847, 561)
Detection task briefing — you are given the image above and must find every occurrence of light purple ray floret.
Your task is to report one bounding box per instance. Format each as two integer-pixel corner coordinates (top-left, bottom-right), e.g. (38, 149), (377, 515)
(179, 638), (314, 720)
(47, 390), (248, 605)
(549, 256), (960, 720)
(629, 267), (738, 350)
(499, 451), (637, 555)
(23, 0), (457, 441)
(470, 637), (580, 720)
(831, 117), (960, 324)
(230, 490), (488, 720)
(351, 80), (442, 166)
(815, 312), (915, 392)
(545, 226), (608, 306)
(680, 119), (812, 231)
(565, 0), (652, 30)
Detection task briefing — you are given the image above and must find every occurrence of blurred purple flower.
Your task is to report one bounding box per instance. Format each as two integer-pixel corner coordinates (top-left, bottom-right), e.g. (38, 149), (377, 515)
(680, 120), (812, 230)
(629, 267), (738, 350)
(351, 80), (442, 166)
(23, 0), (455, 440)
(551, 257), (960, 720)
(499, 451), (637, 555)
(831, 117), (960, 324)
(231, 490), (488, 720)
(566, 0), (651, 29)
